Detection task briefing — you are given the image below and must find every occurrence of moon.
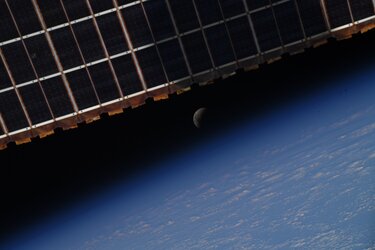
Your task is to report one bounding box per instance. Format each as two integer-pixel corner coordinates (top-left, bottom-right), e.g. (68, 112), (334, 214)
(193, 107), (207, 128)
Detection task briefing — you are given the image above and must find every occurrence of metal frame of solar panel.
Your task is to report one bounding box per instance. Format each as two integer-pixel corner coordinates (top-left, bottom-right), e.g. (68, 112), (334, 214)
(0, 0), (374, 148)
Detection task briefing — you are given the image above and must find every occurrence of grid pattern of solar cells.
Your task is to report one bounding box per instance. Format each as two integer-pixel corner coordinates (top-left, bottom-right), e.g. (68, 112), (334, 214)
(0, 0), (374, 143)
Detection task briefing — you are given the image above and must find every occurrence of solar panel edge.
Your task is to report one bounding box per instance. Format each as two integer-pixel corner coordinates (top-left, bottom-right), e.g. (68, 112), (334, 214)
(0, 5), (375, 149)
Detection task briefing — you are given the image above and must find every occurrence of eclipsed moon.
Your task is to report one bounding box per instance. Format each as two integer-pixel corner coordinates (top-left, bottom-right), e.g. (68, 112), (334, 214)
(193, 107), (207, 128)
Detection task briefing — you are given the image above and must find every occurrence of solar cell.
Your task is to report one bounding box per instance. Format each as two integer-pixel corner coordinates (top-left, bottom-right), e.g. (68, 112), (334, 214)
(0, 90), (29, 132)
(274, 1), (304, 44)
(0, 0), (19, 42)
(0, 59), (12, 89)
(88, 63), (122, 103)
(112, 55), (144, 95)
(168, 0), (200, 33)
(195, 0), (223, 26)
(117, 0), (135, 5)
(227, 16), (258, 59)
(349, 0), (375, 21)
(38, 1), (68, 28)
(136, 46), (167, 88)
(246, 0), (270, 11)
(41, 77), (74, 117)
(50, 27), (84, 69)
(143, 0), (176, 42)
(96, 13), (129, 56)
(6, 0), (42, 35)
(73, 20), (105, 62)
(219, 0), (246, 18)
(296, 0), (328, 37)
(61, 0), (91, 21)
(24, 35), (59, 76)
(121, 5), (153, 48)
(324, 0), (352, 28)
(205, 24), (236, 66)
(1, 42), (36, 84)
(88, 0), (114, 13)
(158, 39), (190, 81)
(66, 69), (99, 109)
(182, 31), (213, 74)
(251, 8), (282, 51)
(18, 84), (53, 124)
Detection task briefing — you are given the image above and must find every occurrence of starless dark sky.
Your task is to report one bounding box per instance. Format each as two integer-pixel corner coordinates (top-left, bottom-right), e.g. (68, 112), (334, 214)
(1, 30), (375, 241)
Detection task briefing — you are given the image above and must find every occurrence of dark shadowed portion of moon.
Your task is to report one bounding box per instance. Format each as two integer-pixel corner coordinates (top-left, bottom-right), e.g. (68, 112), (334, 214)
(193, 108), (207, 128)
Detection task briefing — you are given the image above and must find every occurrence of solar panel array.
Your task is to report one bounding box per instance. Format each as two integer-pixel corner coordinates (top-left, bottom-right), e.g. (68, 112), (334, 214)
(0, 0), (374, 147)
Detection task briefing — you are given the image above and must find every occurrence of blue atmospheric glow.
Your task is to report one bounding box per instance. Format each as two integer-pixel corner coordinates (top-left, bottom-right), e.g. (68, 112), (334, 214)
(3, 65), (375, 249)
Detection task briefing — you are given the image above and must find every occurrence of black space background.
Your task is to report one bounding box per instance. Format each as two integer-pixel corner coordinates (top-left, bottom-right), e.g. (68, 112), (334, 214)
(1, 30), (375, 241)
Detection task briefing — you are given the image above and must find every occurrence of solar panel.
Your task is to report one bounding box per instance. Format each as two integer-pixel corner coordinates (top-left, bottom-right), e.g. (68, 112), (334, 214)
(136, 46), (168, 88)
(252, 8), (282, 51)
(41, 77), (74, 117)
(73, 21), (105, 62)
(0, 1), (18, 42)
(324, 0), (353, 28)
(65, 69), (99, 110)
(169, 0), (200, 33)
(111, 54), (143, 95)
(88, 0), (115, 13)
(182, 31), (213, 74)
(50, 27), (84, 69)
(158, 39), (190, 81)
(18, 84), (53, 124)
(205, 24), (236, 66)
(24, 35), (59, 77)
(195, 0), (223, 26)
(38, 1), (68, 28)
(0, 59), (12, 89)
(349, 0), (375, 21)
(96, 14), (129, 56)
(62, 0), (91, 21)
(1, 42), (36, 84)
(274, 1), (305, 44)
(6, 0), (42, 35)
(143, 0), (176, 41)
(0, 90), (29, 132)
(88, 63), (122, 103)
(0, 0), (374, 147)
(219, 0), (246, 18)
(121, 5), (153, 48)
(246, 0), (270, 11)
(227, 17), (258, 60)
(296, 0), (327, 37)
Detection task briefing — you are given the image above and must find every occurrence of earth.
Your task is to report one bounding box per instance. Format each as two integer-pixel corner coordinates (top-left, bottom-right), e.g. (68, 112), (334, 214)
(2, 65), (375, 249)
